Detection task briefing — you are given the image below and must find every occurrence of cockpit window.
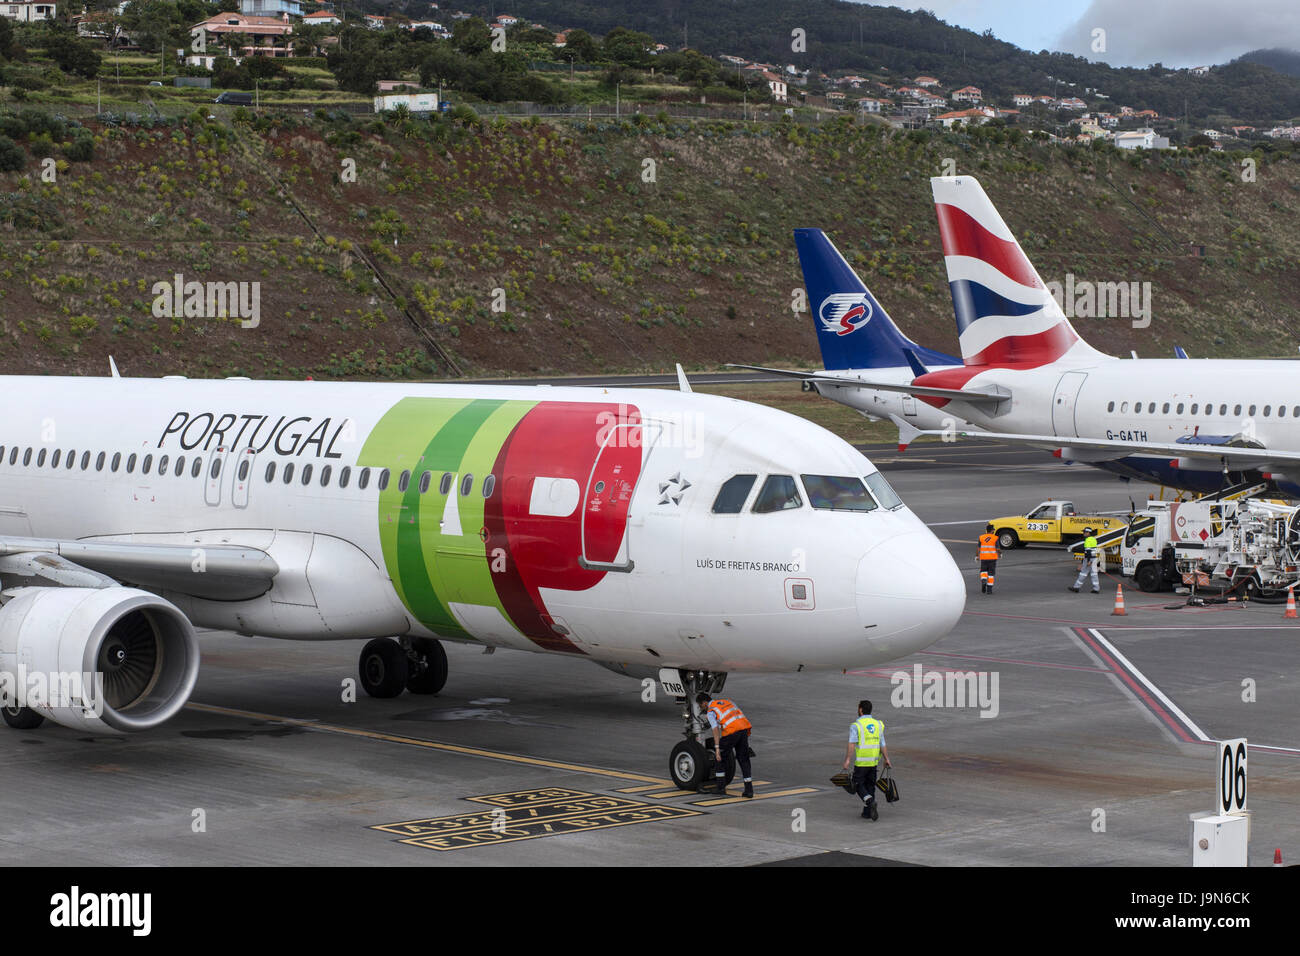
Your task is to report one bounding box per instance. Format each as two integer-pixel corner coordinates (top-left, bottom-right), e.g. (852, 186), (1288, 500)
(752, 475), (802, 513)
(712, 474), (756, 514)
(801, 475), (878, 512)
(863, 472), (903, 510)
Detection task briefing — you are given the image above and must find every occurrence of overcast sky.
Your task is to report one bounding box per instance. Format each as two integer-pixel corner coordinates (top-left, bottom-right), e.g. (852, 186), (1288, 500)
(860, 0), (1300, 68)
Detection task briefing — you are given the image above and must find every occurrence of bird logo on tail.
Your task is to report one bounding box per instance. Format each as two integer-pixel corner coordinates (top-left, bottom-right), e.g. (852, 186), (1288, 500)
(818, 293), (873, 337)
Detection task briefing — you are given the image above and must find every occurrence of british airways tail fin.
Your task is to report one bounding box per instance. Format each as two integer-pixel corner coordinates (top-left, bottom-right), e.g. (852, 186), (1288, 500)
(930, 176), (1109, 368)
(794, 228), (957, 372)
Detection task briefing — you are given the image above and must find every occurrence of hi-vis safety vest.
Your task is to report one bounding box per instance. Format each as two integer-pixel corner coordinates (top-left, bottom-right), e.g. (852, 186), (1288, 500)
(978, 533), (999, 560)
(854, 716), (883, 767)
(1083, 536), (1099, 557)
(708, 699), (752, 735)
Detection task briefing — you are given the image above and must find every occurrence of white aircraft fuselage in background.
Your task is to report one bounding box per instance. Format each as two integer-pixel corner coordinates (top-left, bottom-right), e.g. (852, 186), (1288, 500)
(901, 176), (1300, 496)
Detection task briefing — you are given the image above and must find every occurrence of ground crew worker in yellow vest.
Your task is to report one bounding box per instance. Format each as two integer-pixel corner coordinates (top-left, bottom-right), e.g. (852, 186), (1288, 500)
(977, 523), (1000, 595)
(696, 693), (753, 797)
(1069, 528), (1101, 593)
(842, 699), (890, 820)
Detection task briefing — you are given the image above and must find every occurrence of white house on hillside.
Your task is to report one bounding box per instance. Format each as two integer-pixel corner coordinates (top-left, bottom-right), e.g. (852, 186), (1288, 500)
(1, 1), (56, 22)
(1114, 127), (1170, 150)
(761, 70), (788, 103)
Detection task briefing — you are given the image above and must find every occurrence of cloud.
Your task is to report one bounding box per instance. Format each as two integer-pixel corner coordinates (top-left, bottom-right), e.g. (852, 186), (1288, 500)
(1055, 0), (1300, 67)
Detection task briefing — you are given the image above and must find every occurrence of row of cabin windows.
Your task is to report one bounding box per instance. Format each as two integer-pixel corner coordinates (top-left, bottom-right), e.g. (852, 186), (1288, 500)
(0, 445), (497, 498)
(1106, 401), (1300, 418)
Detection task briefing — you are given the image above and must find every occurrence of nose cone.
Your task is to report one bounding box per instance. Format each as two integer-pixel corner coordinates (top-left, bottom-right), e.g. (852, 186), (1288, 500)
(857, 531), (965, 656)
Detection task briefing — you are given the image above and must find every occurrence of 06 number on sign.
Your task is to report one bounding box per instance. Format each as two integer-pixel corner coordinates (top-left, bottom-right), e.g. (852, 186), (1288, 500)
(1217, 738), (1247, 814)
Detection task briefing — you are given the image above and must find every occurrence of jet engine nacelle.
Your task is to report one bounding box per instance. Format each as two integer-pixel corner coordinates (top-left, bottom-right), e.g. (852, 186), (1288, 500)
(0, 587), (199, 733)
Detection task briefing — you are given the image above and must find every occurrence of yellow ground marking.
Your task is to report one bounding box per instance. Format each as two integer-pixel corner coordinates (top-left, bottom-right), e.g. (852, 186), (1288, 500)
(186, 701), (667, 784)
(690, 787), (819, 807)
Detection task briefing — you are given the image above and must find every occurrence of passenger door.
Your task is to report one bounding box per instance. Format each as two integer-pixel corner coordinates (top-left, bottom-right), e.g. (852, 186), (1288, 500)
(579, 423), (660, 572)
(1051, 371), (1088, 437)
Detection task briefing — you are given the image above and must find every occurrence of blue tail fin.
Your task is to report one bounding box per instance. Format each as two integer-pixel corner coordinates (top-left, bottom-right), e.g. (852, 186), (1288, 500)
(794, 228), (957, 371)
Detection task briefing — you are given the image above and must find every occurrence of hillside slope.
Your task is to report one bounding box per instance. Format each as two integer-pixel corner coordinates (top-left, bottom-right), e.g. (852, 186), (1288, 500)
(1, 110), (1298, 380)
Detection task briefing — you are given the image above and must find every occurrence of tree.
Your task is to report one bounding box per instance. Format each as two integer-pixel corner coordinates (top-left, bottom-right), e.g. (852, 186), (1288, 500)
(0, 17), (14, 60)
(602, 27), (653, 67)
(0, 134), (25, 172)
(418, 44), (464, 89)
(452, 17), (491, 56)
(121, 0), (180, 53)
(46, 27), (101, 79)
(561, 29), (599, 64)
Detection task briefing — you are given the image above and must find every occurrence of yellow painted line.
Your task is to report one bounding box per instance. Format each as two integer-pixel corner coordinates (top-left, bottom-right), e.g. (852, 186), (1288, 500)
(185, 701), (669, 785)
(690, 787), (819, 807)
(613, 783), (674, 793)
(643, 789), (690, 799)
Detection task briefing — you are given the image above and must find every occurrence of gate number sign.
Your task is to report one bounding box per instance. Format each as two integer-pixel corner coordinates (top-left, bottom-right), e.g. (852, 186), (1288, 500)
(1217, 738), (1247, 814)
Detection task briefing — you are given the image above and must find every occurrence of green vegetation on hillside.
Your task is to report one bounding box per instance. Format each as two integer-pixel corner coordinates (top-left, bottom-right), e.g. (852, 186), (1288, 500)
(0, 106), (1298, 382)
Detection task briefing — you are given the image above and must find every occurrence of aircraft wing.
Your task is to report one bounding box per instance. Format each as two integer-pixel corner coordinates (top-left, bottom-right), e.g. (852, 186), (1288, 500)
(724, 364), (1009, 407)
(0, 537), (279, 601)
(917, 429), (1300, 469)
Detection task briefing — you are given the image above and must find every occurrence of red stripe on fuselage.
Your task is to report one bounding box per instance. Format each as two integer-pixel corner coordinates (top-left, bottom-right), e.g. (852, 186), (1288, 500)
(911, 332), (1068, 408)
(934, 202), (1041, 290)
(485, 402), (644, 654)
(483, 414), (585, 655)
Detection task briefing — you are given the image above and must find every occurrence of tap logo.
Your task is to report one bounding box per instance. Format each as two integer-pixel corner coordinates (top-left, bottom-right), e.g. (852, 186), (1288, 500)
(818, 293), (873, 336)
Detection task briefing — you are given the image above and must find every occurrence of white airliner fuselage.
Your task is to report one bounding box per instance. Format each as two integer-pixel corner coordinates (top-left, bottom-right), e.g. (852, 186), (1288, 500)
(0, 376), (964, 741)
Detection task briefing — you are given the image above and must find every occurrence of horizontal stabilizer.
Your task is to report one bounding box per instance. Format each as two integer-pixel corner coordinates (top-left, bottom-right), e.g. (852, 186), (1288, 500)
(724, 364), (1009, 407)
(889, 414), (923, 452)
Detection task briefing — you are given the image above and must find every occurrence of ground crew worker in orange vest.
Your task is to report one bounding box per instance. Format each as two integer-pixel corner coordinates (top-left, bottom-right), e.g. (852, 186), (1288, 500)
(977, 523), (1000, 595)
(696, 692), (753, 798)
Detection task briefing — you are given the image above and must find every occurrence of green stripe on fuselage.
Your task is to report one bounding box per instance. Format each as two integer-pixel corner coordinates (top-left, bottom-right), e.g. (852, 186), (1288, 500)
(360, 397), (535, 639)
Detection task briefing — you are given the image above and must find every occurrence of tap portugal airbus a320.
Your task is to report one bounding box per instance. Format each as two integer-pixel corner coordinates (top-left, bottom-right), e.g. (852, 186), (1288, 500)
(0, 375), (964, 789)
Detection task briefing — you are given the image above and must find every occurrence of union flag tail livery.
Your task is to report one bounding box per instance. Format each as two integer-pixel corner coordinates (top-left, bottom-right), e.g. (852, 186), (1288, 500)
(931, 176), (1108, 368)
(794, 228), (954, 371)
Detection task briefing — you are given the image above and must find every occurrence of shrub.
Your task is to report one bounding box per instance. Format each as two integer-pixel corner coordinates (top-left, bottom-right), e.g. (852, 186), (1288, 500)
(61, 132), (94, 162)
(0, 135), (25, 172)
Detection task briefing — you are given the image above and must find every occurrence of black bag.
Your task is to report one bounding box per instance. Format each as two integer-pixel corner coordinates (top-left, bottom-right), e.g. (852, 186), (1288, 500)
(829, 770), (855, 794)
(875, 766), (900, 803)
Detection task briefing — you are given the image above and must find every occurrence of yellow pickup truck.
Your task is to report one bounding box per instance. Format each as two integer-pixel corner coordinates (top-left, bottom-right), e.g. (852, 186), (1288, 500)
(988, 500), (1125, 551)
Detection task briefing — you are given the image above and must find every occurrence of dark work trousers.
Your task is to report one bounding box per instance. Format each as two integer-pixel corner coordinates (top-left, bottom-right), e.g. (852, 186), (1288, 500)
(852, 763), (879, 807)
(714, 729), (752, 782)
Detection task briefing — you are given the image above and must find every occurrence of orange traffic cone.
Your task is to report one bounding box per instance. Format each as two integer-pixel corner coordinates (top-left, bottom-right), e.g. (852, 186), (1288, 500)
(1274, 848), (1283, 866)
(1112, 584), (1127, 616)
(1286, 587), (1297, 619)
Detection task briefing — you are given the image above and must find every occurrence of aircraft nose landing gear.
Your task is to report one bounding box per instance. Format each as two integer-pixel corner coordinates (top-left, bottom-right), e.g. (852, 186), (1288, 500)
(666, 669), (734, 791)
